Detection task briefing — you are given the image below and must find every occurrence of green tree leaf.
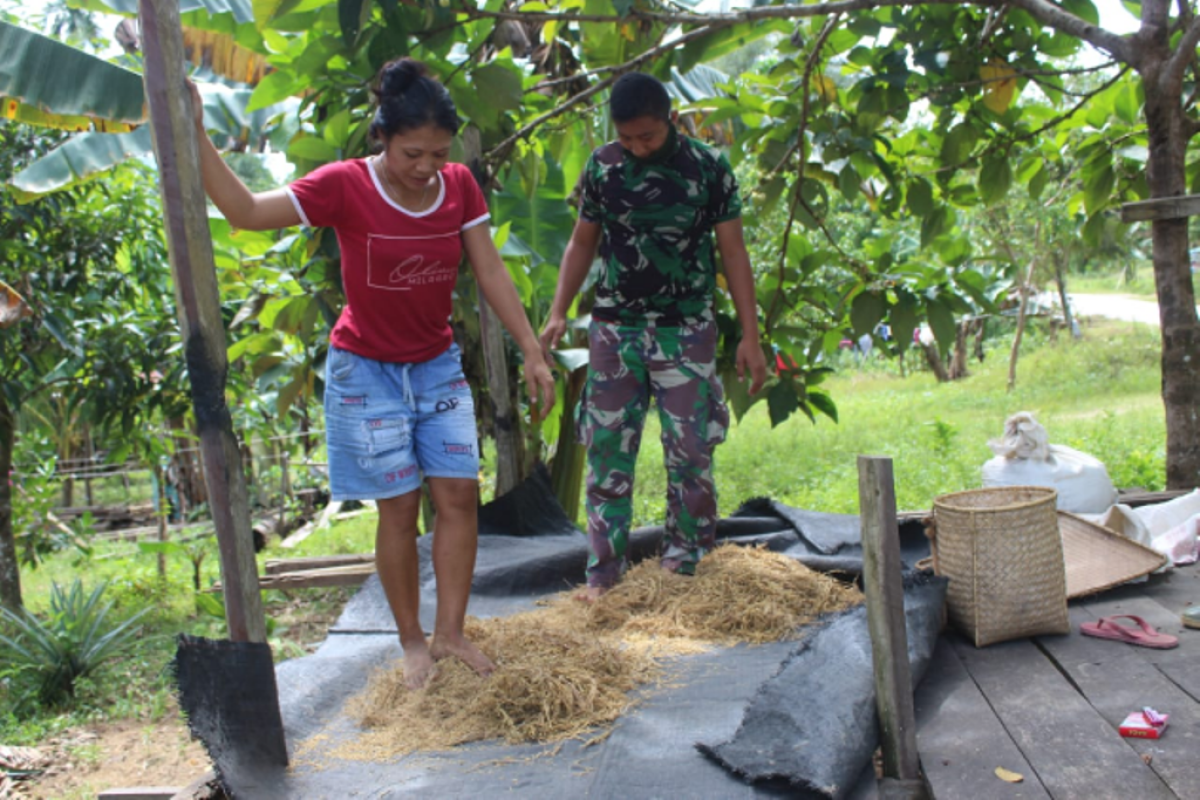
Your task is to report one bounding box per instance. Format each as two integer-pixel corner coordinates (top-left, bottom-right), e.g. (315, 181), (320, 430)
(978, 154), (1013, 205)
(850, 290), (886, 336)
(286, 136), (338, 163)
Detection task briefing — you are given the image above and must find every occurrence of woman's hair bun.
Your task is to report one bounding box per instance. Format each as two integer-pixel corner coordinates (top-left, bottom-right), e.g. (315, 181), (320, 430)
(369, 57), (460, 140)
(375, 58), (427, 101)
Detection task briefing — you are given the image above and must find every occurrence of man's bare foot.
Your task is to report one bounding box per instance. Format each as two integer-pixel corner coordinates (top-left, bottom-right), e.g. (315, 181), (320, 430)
(401, 639), (436, 690)
(430, 633), (496, 678)
(574, 585), (609, 603)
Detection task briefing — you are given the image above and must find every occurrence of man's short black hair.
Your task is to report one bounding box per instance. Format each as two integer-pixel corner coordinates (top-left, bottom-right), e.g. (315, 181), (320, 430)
(610, 72), (672, 123)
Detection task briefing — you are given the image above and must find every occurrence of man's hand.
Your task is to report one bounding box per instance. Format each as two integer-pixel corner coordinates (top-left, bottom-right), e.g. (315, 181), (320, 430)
(539, 313), (568, 357)
(736, 337), (768, 396)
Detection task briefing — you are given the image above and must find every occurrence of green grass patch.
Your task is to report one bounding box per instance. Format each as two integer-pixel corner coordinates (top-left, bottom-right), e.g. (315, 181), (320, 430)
(629, 317), (1164, 521)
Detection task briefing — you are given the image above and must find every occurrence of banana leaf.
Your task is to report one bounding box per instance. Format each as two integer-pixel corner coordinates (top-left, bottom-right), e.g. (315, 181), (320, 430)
(0, 21), (146, 132)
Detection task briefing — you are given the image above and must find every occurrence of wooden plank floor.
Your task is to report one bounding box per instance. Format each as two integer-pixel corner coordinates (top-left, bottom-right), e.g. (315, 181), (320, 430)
(914, 561), (1199, 799)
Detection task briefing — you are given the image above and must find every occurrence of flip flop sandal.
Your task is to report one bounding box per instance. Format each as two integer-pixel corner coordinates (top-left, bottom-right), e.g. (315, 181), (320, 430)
(1079, 615), (1179, 649)
(1183, 605), (1200, 630)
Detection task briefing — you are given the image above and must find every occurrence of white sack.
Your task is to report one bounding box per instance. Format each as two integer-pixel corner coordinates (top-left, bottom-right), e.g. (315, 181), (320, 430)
(981, 412), (1117, 514)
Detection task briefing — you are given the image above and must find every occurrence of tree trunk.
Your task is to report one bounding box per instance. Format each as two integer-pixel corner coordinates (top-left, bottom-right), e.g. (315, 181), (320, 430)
(480, 301), (525, 496)
(0, 393), (21, 611)
(1144, 79), (1200, 489)
(299, 396), (313, 457)
(1054, 260), (1080, 339)
(549, 367), (588, 522)
(948, 320), (972, 380)
(1007, 260), (1038, 393)
(462, 126), (525, 497)
(918, 340), (949, 382)
(84, 427), (95, 507)
(154, 461), (168, 579)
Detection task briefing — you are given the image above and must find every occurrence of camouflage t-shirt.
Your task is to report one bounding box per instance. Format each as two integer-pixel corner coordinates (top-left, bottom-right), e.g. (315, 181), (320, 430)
(579, 129), (742, 326)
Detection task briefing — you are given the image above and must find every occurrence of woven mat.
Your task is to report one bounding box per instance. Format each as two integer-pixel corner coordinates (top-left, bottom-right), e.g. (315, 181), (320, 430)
(1060, 510), (1168, 599)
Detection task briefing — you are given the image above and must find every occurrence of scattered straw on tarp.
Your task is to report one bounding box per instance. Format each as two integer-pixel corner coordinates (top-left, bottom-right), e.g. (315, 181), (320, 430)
(336, 545), (861, 761)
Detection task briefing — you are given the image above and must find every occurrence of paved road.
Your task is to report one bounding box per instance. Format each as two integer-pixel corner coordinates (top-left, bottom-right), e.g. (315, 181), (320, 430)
(1042, 292), (1167, 326)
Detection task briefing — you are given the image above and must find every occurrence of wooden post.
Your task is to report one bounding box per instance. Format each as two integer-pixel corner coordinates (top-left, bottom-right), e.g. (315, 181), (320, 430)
(138, 0), (266, 644)
(857, 455), (926, 799)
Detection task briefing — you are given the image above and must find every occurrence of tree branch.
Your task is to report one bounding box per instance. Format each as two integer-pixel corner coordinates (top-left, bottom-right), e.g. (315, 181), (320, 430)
(456, 0), (976, 27)
(765, 15), (841, 334)
(762, 14), (840, 186)
(1162, 16), (1200, 95)
(1184, 113), (1200, 139)
(1007, 0), (1134, 64)
(483, 23), (720, 165)
(1013, 65), (1130, 145)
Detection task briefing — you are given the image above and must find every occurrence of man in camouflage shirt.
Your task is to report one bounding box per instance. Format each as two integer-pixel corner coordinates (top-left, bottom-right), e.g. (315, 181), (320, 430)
(540, 72), (767, 600)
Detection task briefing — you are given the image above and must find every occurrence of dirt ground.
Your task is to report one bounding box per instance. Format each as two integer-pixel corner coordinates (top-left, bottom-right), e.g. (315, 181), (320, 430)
(11, 717), (209, 800)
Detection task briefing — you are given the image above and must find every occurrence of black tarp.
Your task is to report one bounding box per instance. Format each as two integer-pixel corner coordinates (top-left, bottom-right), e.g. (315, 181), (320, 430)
(698, 575), (948, 798)
(186, 471), (936, 798)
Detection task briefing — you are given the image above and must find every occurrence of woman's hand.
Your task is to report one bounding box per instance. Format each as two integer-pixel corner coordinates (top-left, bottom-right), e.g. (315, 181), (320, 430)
(186, 79), (205, 132)
(523, 348), (557, 418)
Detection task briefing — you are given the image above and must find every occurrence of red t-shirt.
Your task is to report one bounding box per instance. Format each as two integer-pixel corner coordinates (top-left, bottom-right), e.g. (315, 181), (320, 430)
(286, 159), (490, 363)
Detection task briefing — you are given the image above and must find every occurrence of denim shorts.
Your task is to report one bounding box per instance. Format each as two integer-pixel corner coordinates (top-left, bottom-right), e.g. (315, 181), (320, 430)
(323, 343), (479, 501)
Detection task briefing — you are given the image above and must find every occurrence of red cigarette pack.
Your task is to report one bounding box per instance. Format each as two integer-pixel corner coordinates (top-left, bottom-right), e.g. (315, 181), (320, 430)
(1119, 711), (1169, 739)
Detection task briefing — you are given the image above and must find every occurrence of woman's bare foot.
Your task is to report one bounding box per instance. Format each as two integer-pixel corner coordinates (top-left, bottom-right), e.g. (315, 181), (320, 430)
(430, 633), (496, 678)
(574, 585), (609, 603)
(401, 639), (436, 690)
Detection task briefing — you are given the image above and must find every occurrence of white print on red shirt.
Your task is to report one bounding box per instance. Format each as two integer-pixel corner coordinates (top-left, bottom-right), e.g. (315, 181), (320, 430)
(366, 231), (460, 291)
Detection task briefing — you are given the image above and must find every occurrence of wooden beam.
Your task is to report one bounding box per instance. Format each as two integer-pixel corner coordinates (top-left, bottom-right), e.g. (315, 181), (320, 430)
(214, 562), (375, 591)
(257, 564), (375, 590)
(265, 553), (374, 574)
(858, 456), (927, 799)
(138, 0), (266, 643)
(98, 789), (180, 800)
(1120, 195), (1200, 223)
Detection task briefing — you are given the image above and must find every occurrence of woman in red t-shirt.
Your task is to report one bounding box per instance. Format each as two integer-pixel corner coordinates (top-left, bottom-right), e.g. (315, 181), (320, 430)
(192, 58), (554, 689)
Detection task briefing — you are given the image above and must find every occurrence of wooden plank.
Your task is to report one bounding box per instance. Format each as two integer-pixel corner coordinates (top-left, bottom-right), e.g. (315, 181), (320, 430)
(858, 456), (923, 792)
(952, 636), (1173, 799)
(264, 553), (374, 575)
(258, 564), (375, 590)
(171, 770), (219, 800)
(1121, 195), (1200, 223)
(139, 0), (266, 644)
(97, 789), (179, 800)
(1115, 489), (1195, 507)
(213, 563), (375, 591)
(914, 637), (1050, 799)
(1037, 606), (1200, 799)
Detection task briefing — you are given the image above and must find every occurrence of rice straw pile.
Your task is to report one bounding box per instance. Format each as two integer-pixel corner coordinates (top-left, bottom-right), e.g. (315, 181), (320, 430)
(568, 543), (862, 645)
(338, 612), (656, 761)
(337, 544), (861, 761)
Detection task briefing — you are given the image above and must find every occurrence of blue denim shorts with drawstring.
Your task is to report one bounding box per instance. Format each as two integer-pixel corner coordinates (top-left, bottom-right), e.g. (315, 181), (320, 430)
(323, 343), (479, 501)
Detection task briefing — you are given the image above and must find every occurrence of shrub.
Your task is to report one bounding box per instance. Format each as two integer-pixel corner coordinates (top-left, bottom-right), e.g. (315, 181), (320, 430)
(0, 580), (149, 714)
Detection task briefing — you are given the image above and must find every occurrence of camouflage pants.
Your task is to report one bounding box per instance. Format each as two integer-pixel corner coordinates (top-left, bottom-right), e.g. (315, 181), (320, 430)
(579, 318), (730, 588)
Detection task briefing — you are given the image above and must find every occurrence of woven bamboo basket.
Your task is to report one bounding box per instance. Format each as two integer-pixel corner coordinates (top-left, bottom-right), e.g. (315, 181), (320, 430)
(930, 486), (1069, 647)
